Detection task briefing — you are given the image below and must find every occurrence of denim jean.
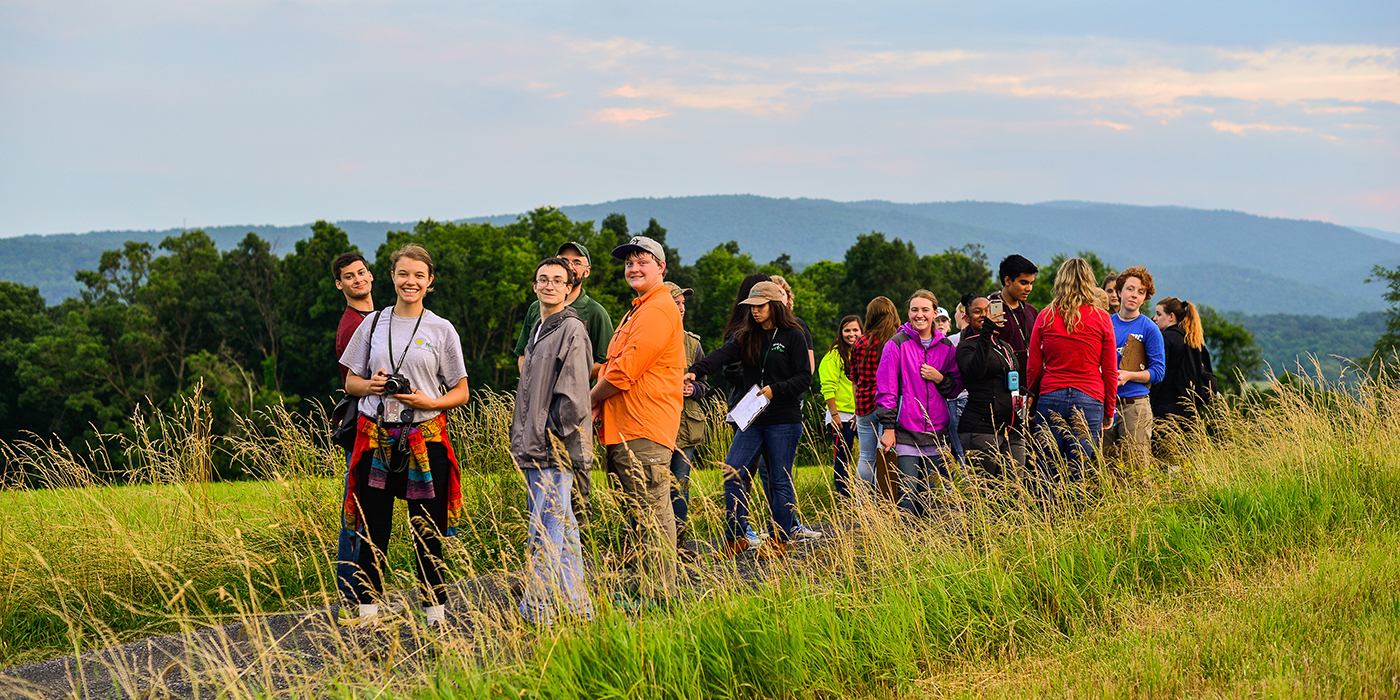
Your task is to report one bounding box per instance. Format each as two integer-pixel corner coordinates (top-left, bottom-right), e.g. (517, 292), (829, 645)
(722, 422), (803, 543)
(947, 396), (968, 463)
(829, 420), (857, 499)
(669, 446), (696, 541)
(895, 449), (951, 518)
(1033, 387), (1105, 489)
(519, 467), (593, 624)
(854, 411), (880, 485)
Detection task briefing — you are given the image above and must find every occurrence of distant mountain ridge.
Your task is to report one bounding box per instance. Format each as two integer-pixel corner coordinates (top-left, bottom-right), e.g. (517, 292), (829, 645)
(3, 195), (1396, 317)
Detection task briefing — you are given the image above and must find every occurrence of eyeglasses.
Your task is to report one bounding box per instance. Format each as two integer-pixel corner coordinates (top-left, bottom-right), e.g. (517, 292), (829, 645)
(535, 277), (572, 289)
(563, 258), (589, 268)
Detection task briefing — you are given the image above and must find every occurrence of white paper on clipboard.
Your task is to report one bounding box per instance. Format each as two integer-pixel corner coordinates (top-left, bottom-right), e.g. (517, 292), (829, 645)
(726, 385), (770, 432)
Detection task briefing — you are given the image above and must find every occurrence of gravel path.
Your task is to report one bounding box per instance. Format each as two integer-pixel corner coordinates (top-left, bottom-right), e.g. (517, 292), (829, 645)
(1, 528), (841, 699)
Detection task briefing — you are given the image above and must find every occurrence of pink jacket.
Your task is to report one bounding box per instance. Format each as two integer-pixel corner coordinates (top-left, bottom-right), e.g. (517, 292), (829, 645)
(875, 323), (963, 447)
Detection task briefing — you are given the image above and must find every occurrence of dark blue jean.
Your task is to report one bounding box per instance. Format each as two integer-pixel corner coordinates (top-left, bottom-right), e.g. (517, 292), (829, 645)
(829, 420), (857, 499)
(1033, 387), (1104, 486)
(669, 446), (696, 537)
(723, 422), (803, 543)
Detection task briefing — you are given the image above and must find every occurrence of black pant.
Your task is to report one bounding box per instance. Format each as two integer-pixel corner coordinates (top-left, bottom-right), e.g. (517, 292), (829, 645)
(351, 442), (451, 606)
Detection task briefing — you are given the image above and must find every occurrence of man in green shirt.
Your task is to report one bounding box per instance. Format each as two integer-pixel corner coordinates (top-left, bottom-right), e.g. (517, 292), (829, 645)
(515, 241), (615, 381)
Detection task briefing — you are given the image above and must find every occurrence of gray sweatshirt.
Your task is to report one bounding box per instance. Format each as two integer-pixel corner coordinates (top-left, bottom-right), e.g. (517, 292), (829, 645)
(510, 306), (594, 472)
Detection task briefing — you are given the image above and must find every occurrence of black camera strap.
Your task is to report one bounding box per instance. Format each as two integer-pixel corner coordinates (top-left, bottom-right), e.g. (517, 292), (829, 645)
(386, 310), (426, 376)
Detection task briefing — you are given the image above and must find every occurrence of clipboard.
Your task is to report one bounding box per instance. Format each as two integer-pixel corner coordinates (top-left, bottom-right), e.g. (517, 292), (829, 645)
(726, 385), (770, 432)
(1120, 335), (1147, 372)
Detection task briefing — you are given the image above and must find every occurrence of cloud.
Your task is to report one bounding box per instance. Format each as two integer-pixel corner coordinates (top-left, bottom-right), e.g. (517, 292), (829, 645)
(1090, 118), (1133, 131)
(593, 107), (672, 124)
(579, 42), (1400, 122)
(1210, 121), (1311, 134)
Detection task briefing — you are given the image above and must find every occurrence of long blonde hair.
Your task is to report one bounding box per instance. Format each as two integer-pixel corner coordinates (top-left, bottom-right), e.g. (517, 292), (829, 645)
(1049, 257), (1102, 334)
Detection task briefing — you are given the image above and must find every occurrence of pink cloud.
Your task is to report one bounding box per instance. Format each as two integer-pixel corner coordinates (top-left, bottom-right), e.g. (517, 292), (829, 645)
(593, 107), (672, 124)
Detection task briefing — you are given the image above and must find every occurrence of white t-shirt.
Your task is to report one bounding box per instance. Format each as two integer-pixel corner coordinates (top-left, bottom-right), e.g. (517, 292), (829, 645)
(339, 309), (469, 423)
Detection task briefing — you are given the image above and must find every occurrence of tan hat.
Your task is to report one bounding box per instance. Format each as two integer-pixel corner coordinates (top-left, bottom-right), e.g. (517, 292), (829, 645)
(739, 281), (785, 306)
(666, 282), (693, 298)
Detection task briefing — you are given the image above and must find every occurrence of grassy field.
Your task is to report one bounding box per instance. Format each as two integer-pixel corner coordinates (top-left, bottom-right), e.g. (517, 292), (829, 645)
(2, 378), (1399, 698)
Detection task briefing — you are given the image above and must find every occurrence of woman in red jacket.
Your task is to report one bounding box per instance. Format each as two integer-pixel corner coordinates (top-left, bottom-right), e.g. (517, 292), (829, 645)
(1027, 257), (1117, 491)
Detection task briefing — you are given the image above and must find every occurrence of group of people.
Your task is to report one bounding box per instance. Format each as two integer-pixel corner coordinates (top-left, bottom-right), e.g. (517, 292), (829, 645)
(822, 255), (1216, 514)
(324, 238), (1216, 629)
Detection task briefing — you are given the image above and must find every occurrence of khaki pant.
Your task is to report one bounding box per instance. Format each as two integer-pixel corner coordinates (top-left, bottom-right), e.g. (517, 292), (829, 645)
(604, 438), (677, 600)
(1103, 398), (1153, 468)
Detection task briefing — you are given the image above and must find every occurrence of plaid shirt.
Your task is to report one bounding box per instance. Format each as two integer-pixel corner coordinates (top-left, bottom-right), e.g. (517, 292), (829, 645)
(846, 333), (884, 416)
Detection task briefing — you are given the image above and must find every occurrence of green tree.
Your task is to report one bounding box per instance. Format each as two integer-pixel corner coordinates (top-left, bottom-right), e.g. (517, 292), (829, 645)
(1366, 264), (1400, 368)
(278, 221), (356, 403)
(142, 231), (223, 393)
(1200, 305), (1265, 392)
(923, 244), (994, 311)
(689, 241), (762, 345)
(839, 232), (925, 317)
(377, 219), (537, 388)
(1027, 251), (1116, 308)
(217, 233), (284, 390)
(0, 282), (53, 438)
(75, 241), (153, 305)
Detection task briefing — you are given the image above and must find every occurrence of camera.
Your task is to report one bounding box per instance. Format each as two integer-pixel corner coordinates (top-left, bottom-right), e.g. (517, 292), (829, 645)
(382, 373), (412, 396)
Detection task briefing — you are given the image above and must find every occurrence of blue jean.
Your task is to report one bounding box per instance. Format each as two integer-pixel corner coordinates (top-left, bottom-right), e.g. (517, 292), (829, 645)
(519, 467), (593, 624)
(723, 422), (803, 543)
(669, 446), (696, 539)
(829, 420), (857, 499)
(947, 396), (968, 463)
(1033, 387), (1105, 488)
(895, 448), (951, 518)
(854, 411), (880, 485)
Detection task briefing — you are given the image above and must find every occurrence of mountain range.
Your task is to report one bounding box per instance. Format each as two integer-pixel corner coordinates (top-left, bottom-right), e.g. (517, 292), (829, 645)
(3, 195), (1397, 317)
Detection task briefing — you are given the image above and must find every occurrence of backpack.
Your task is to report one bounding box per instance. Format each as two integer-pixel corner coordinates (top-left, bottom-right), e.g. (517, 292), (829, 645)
(1185, 342), (1217, 408)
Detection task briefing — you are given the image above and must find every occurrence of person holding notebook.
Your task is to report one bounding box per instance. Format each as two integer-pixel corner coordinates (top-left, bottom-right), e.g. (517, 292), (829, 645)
(1104, 266), (1165, 468)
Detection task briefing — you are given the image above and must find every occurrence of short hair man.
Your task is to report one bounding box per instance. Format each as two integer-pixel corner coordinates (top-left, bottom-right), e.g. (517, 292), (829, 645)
(510, 257), (595, 624)
(515, 242), (614, 381)
(1104, 265), (1166, 468)
(333, 251), (375, 382)
(590, 236), (685, 603)
(668, 282), (708, 558)
(988, 254), (1039, 466)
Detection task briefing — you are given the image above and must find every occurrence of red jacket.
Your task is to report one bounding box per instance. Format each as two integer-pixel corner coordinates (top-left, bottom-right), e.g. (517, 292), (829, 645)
(1027, 305), (1118, 423)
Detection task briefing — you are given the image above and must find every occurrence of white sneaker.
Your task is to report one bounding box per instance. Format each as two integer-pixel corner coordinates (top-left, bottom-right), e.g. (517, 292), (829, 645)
(794, 524), (824, 540)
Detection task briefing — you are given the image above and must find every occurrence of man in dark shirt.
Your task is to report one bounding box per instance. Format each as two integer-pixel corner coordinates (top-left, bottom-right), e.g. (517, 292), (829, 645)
(515, 242), (614, 381)
(333, 252), (375, 382)
(987, 254), (1039, 469)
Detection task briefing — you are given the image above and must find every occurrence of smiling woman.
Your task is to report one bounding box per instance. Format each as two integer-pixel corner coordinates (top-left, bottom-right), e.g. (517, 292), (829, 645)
(336, 243), (472, 631)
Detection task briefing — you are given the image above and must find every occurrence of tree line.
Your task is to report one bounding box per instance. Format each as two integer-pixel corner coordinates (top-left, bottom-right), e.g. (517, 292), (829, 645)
(0, 207), (1268, 471)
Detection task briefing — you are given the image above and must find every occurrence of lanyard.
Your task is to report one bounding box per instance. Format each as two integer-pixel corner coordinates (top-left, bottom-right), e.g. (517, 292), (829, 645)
(387, 311), (425, 375)
(758, 328), (778, 386)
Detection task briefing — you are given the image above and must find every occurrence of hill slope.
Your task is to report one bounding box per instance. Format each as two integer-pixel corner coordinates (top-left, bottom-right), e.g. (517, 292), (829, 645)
(2, 196), (1393, 316)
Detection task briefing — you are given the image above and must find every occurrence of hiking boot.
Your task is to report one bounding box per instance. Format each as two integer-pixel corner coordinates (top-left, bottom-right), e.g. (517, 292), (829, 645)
(755, 539), (788, 559)
(719, 537), (751, 560)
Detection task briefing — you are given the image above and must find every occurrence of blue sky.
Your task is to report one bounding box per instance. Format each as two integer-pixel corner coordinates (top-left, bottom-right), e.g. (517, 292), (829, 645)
(3, 0), (1398, 236)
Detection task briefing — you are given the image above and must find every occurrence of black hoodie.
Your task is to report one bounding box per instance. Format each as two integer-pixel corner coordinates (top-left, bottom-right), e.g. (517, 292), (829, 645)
(690, 324), (811, 426)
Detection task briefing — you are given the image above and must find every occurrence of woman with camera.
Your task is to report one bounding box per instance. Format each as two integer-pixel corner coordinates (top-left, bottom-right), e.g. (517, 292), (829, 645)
(338, 244), (470, 629)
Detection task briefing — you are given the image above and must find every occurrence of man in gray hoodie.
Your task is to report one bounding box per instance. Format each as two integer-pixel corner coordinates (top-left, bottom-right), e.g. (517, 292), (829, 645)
(510, 257), (595, 624)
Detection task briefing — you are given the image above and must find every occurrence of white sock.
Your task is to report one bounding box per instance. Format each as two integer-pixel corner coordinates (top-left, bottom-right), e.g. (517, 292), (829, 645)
(358, 603), (379, 619)
(424, 604), (445, 626)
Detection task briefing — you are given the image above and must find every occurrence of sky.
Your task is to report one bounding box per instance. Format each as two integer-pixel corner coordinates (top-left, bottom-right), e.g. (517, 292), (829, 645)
(3, 0), (1399, 237)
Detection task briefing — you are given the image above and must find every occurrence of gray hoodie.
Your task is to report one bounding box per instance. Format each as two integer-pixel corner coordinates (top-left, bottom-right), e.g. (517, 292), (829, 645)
(510, 306), (594, 472)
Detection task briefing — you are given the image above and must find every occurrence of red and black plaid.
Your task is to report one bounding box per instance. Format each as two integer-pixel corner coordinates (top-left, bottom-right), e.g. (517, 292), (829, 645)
(847, 333), (883, 416)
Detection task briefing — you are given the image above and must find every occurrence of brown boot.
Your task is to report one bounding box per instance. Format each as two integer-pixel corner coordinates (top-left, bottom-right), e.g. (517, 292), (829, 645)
(756, 539), (788, 559)
(718, 538), (750, 560)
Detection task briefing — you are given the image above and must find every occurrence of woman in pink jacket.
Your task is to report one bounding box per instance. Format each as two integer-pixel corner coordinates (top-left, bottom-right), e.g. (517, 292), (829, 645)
(876, 290), (963, 517)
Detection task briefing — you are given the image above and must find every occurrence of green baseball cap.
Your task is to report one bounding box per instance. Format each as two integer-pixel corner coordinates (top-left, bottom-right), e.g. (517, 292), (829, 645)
(557, 241), (591, 264)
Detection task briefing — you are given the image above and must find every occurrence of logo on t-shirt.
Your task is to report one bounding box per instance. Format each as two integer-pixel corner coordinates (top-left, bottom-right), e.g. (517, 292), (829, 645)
(771, 343), (786, 353)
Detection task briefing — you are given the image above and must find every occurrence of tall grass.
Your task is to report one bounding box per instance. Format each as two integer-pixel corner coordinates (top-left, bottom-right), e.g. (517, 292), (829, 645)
(1, 371), (1398, 698)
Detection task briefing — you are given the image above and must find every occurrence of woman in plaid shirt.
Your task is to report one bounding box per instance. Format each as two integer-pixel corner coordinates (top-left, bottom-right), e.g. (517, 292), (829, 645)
(845, 296), (902, 487)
